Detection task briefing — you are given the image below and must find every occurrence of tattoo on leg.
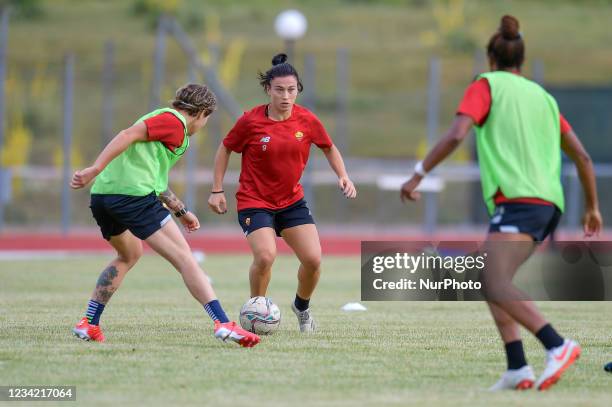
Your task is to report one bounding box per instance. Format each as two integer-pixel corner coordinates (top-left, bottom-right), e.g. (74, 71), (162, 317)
(95, 265), (119, 303)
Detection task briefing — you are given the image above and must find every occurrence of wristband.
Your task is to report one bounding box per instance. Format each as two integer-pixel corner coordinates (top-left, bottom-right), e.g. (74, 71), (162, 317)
(211, 190), (224, 194)
(174, 208), (188, 218)
(414, 161), (427, 177)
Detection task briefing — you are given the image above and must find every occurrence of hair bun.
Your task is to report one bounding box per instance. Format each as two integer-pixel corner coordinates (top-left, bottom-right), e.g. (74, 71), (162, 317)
(272, 53), (288, 66)
(500, 15), (521, 40)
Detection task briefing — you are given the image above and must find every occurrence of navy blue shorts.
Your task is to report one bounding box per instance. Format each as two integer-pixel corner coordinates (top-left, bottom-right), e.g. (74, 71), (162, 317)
(488, 202), (562, 242)
(238, 199), (315, 237)
(90, 192), (172, 241)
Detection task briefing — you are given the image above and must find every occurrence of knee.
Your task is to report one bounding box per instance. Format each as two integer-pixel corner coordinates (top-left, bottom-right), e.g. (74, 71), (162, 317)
(492, 309), (514, 327)
(253, 249), (276, 271)
(301, 254), (321, 272)
(172, 249), (200, 273)
(117, 246), (143, 268)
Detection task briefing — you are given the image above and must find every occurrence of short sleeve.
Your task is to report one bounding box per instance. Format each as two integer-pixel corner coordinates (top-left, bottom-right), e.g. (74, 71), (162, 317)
(456, 78), (492, 126)
(144, 112), (185, 151)
(223, 113), (251, 153)
(310, 115), (333, 149)
(559, 113), (573, 135)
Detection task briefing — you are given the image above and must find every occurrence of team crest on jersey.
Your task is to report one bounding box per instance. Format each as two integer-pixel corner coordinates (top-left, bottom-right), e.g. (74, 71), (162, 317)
(294, 131), (304, 141)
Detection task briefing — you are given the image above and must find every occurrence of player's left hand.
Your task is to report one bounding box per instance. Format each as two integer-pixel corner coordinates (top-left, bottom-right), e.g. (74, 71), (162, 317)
(179, 211), (200, 233)
(70, 166), (99, 189)
(338, 176), (357, 198)
(400, 175), (422, 203)
(582, 208), (602, 238)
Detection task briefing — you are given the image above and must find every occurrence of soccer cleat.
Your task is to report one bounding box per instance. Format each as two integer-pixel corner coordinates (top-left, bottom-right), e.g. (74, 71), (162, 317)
(291, 303), (316, 333)
(214, 321), (260, 348)
(535, 339), (581, 391)
(72, 317), (105, 342)
(488, 365), (535, 391)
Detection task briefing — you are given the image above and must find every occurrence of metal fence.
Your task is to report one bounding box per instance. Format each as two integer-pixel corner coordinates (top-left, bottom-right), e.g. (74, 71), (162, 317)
(0, 13), (610, 235)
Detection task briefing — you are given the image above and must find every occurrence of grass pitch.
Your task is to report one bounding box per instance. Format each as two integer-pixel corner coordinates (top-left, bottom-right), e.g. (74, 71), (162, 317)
(1, 254), (611, 406)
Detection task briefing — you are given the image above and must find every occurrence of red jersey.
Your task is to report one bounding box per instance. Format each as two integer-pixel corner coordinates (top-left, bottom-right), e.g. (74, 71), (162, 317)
(144, 112), (185, 152)
(223, 104), (333, 211)
(456, 76), (573, 207)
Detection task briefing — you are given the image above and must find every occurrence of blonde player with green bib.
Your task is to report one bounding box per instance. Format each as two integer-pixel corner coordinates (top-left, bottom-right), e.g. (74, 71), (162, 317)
(70, 84), (260, 347)
(401, 16), (602, 390)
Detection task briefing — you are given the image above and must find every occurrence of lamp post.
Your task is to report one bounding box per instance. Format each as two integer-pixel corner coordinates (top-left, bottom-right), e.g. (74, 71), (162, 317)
(274, 9), (307, 63)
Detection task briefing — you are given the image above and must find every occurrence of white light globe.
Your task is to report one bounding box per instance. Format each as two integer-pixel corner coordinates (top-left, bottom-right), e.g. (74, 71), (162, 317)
(274, 9), (307, 40)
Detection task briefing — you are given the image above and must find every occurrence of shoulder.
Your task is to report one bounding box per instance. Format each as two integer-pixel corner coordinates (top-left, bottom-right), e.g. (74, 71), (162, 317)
(477, 71), (512, 87)
(145, 111), (184, 128)
(237, 105), (267, 125)
(293, 103), (315, 117)
(246, 105), (267, 118)
(467, 77), (490, 93)
(293, 104), (322, 124)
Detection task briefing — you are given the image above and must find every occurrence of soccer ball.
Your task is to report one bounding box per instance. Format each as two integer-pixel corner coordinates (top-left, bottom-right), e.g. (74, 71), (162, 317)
(239, 296), (281, 335)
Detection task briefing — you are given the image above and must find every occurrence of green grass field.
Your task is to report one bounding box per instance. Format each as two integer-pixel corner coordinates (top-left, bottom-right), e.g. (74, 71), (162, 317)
(1, 254), (611, 406)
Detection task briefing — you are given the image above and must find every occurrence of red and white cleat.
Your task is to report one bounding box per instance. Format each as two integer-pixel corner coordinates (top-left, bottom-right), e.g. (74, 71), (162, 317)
(488, 365), (535, 391)
(536, 339), (581, 391)
(214, 321), (260, 348)
(72, 317), (105, 342)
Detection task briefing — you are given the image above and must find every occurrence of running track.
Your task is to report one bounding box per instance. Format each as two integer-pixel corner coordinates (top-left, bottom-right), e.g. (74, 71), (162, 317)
(0, 230), (605, 255)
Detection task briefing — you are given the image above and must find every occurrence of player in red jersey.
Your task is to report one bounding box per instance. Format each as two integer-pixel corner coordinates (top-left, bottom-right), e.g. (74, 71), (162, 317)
(208, 54), (357, 332)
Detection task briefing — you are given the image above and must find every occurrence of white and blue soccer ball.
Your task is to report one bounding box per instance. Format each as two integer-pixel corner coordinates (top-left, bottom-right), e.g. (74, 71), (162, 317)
(239, 296), (281, 335)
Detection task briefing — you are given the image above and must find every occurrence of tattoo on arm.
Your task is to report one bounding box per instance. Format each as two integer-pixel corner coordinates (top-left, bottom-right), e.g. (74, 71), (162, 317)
(158, 188), (185, 212)
(94, 265), (119, 303)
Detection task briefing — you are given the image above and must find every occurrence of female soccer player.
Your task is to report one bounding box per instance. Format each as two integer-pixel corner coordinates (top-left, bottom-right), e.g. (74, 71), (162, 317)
(401, 16), (602, 390)
(70, 84), (259, 347)
(208, 54), (357, 332)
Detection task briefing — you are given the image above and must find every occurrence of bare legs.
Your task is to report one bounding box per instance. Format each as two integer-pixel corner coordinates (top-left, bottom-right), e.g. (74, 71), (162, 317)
(483, 233), (549, 344)
(91, 220), (218, 307)
(247, 224), (322, 301)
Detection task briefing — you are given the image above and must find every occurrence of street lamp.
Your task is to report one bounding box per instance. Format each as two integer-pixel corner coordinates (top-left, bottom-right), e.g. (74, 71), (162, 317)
(274, 9), (307, 64)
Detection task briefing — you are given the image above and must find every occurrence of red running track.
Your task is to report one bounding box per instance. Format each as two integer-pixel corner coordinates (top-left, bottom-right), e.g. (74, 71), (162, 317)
(0, 231), (604, 255)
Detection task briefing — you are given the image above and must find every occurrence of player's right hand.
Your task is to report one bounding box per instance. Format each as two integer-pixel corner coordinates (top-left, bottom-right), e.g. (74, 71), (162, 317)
(582, 208), (602, 238)
(400, 174), (422, 203)
(70, 166), (99, 189)
(208, 192), (227, 214)
(179, 211), (200, 233)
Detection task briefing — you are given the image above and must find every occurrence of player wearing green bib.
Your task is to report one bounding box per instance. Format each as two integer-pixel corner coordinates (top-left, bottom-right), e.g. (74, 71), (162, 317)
(90, 106), (190, 197)
(70, 84), (260, 347)
(401, 16), (602, 391)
